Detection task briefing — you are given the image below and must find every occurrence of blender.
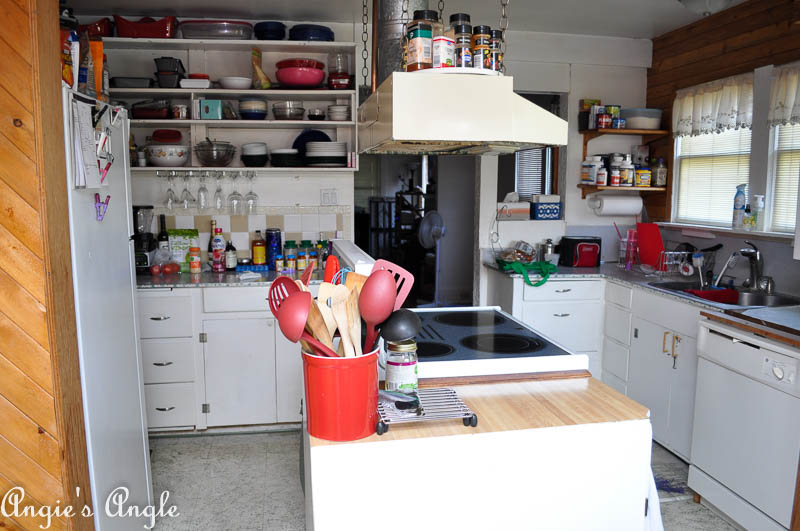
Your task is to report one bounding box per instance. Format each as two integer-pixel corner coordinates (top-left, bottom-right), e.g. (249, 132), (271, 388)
(132, 205), (157, 273)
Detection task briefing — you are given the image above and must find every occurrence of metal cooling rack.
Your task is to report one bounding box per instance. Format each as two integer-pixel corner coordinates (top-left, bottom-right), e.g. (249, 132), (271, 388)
(376, 387), (478, 435)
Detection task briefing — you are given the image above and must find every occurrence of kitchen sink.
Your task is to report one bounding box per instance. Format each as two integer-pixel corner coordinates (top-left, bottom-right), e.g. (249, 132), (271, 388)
(647, 281), (800, 307)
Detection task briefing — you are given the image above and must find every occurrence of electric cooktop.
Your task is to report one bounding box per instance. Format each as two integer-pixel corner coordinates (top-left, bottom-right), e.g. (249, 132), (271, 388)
(413, 308), (571, 362)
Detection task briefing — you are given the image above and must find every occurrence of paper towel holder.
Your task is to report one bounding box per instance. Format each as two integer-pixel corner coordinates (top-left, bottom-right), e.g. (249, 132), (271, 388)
(587, 193), (644, 217)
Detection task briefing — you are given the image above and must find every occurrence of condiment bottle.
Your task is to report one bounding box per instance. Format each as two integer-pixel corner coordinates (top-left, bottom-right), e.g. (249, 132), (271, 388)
(283, 240), (298, 260)
(385, 339), (418, 394)
(309, 250), (318, 270)
(225, 240), (237, 271)
(619, 155), (635, 187)
(453, 24), (472, 68)
(297, 251), (307, 271)
(189, 247), (202, 274)
(274, 254), (284, 272)
(596, 165), (608, 186)
(252, 230), (266, 265)
(211, 228), (226, 272)
(286, 254), (296, 272)
(653, 157), (667, 187)
(406, 10), (440, 72)
(488, 29), (503, 72)
(471, 25), (491, 70)
(432, 20), (455, 68)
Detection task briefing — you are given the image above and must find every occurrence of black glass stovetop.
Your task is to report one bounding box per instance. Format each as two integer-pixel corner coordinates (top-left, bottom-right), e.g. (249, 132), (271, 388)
(413, 309), (570, 362)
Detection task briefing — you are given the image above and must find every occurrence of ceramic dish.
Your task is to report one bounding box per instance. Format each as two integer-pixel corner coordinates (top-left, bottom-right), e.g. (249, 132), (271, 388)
(219, 76), (252, 89)
(276, 58), (325, 70)
(292, 130), (332, 156)
(276, 67), (325, 88)
(240, 111), (267, 120)
(241, 154), (269, 167)
(145, 145), (190, 167)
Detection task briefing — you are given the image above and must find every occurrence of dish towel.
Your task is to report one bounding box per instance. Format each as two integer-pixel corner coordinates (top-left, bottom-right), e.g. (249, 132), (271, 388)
(644, 469), (664, 531)
(496, 260), (558, 287)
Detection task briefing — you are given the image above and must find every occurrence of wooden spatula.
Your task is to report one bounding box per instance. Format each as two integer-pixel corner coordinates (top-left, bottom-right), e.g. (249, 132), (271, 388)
(305, 297), (334, 350)
(345, 272), (369, 297)
(345, 286), (362, 356)
(316, 282), (338, 337)
(331, 285), (355, 357)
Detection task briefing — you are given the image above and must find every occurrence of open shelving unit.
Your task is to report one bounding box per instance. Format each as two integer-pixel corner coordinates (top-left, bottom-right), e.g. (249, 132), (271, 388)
(579, 128), (669, 160)
(103, 37), (358, 174)
(577, 184), (667, 199)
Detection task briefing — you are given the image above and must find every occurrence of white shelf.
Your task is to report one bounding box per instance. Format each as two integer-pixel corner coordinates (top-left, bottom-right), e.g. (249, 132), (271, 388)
(131, 166), (354, 173)
(103, 37), (357, 53)
(109, 88), (355, 100)
(130, 119), (354, 129)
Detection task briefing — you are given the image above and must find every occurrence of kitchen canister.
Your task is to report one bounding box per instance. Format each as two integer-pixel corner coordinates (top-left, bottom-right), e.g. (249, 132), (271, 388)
(384, 339), (418, 393)
(302, 347), (378, 441)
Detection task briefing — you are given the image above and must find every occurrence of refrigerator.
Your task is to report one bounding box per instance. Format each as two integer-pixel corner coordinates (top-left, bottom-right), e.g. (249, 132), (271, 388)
(62, 88), (152, 530)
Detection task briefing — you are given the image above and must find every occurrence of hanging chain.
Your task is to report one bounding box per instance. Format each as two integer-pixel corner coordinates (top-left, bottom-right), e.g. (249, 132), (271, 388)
(401, 0), (409, 35)
(361, 0), (369, 87)
(438, 0), (445, 22)
(499, 0), (510, 73)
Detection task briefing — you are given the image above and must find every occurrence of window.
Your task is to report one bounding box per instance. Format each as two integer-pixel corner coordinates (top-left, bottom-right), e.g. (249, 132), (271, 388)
(515, 147), (553, 199)
(675, 128), (752, 226)
(770, 123), (800, 232)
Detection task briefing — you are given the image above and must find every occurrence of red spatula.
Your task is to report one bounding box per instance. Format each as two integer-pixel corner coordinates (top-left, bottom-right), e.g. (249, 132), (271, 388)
(371, 259), (415, 310)
(300, 261), (316, 286)
(268, 276), (300, 318)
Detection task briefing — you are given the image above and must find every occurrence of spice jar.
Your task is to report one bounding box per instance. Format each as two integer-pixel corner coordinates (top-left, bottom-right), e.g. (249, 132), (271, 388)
(453, 24), (472, 68)
(309, 250), (318, 270)
(406, 10), (440, 72)
(385, 339), (418, 394)
(189, 247), (202, 274)
(274, 254), (284, 272)
(286, 254), (296, 272)
(297, 251), (307, 271)
(471, 25), (491, 70)
(488, 29), (503, 72)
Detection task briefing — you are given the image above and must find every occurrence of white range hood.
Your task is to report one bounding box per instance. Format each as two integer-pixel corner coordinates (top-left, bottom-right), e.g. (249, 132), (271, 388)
(358, 71), (568, 155)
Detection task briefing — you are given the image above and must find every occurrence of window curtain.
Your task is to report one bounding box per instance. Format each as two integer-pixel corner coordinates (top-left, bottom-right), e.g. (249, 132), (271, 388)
(672, 73), (754, 137)
(769, 65), (800, 126)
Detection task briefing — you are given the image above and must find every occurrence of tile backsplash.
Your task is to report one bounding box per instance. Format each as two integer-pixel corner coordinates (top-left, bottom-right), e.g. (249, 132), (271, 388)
(157, 206), (351, 260)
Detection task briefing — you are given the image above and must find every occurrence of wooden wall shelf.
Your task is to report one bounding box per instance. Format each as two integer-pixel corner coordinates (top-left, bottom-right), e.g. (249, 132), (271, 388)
(579, 128), (669, 160)
(577, 184), (667, 199)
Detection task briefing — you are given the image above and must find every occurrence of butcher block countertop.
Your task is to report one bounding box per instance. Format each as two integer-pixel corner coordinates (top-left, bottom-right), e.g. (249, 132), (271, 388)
(310, 377), (649, 447)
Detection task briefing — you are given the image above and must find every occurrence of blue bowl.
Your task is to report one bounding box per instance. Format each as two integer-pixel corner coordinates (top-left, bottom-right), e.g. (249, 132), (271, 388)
(289, 24), (334, 41)
(255, 21), (286, 40)
(240, 111), (267, 120)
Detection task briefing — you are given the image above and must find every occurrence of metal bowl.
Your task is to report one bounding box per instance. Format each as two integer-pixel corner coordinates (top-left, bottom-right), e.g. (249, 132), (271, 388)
(273, 108), (305, 120)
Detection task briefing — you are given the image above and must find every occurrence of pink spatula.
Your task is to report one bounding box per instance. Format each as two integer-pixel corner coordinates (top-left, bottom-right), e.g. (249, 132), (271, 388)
(371, 259), (414, 310)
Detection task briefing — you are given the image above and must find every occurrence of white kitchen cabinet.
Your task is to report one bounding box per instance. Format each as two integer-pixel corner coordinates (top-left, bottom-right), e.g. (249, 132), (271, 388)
(276, 328), (304, 423)
(628, 316), (697, 460)
(522, 300), (602, 353)
(202, 318), (277, 427)
(601, 281), (633, 389)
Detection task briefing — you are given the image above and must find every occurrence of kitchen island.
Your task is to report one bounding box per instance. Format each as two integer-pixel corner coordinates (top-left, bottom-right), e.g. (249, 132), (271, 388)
(303, 375), (655, 531)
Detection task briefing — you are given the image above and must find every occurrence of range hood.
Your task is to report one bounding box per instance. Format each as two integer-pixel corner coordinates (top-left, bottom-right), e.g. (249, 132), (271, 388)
(358, 72), (568, 155)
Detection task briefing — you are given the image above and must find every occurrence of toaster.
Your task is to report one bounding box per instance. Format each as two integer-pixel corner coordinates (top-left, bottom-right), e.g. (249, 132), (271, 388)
(558, 236), (602, 268)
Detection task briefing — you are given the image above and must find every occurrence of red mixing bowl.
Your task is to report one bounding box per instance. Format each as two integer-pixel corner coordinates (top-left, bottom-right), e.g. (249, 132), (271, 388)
(276, 67), (325, 88)
(276, 58), (325, 70)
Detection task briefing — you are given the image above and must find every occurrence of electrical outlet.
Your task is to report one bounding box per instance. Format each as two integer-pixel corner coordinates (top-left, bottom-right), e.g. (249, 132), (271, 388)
(320, 189), (338, 206)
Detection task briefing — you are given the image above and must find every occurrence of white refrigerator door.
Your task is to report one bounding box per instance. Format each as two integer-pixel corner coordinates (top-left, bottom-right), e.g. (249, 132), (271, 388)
(62, 89), (152, 529)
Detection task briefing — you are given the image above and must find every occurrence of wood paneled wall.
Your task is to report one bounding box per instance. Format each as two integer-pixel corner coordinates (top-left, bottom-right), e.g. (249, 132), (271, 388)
(0, 0), (93, 529)
(644, 0), (800, 221)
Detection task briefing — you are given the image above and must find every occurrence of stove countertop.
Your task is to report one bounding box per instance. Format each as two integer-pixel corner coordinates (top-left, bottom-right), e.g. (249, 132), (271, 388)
(409, 307), (587, 379)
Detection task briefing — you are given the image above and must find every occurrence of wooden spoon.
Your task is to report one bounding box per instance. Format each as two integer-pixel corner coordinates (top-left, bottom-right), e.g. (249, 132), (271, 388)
(345, 286), (362, 356)
(345, 272), (369, 297)
(306, 297), (334, 350)
(331, 285), (355, 357)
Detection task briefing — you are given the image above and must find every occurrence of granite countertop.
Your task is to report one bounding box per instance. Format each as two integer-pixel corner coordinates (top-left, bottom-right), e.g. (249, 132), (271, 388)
(136, 269), (324, 289)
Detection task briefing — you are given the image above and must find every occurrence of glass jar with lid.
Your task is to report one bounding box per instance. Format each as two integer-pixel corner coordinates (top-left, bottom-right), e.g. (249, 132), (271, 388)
(453, 24), (472, 68)
(406, 10), (441, 72)
(283, 240), (298, 260)
(385, 339), (418, 394)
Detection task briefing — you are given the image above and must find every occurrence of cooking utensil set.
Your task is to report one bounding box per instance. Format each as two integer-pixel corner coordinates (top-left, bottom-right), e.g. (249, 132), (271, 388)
(270, 258), (415, 358)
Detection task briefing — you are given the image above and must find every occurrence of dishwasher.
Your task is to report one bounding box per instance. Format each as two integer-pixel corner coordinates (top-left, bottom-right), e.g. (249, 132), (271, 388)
(689, 320), (800, 531)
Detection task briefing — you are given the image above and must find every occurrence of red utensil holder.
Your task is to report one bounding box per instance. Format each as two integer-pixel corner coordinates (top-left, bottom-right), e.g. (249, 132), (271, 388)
(302, 348), (378, 442)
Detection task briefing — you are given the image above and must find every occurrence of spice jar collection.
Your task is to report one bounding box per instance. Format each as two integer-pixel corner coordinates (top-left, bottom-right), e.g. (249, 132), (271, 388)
(404, 11), (504, 73)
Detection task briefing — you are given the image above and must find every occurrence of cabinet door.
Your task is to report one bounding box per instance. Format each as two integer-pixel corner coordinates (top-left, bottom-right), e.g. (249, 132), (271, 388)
(276, 327), (304, 422)
(666, 333), (698, 460)
(628, 317), (671, 444)
(203, 318), (277, 427)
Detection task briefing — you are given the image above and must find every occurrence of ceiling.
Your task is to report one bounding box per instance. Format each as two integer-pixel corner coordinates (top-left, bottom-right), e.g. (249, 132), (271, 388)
(70, 0), (747, 39)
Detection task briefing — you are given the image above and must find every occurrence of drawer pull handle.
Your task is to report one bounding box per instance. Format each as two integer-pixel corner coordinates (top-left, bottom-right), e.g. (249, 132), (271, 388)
(662, 331), (670, 354)
(149, 315), (171, 321)
(155, 407), (175, 412)
(153, 361), (173, 367)
(554, 289), (572, 293)
(553, 313), (570, 317)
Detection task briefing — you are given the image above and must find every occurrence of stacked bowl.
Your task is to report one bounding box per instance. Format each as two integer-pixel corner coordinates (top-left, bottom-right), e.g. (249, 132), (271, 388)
(273, 101), (305, 120)
(327, 105), (350, 121)
(271, 148), (303, 167)
(254, 21), (286, 40)
(239, 98), (268, 120)
(289, 24), (334, 41)
(276, 58), (325, 88)
(241, 142), (269, 167)
(305, 141), (347, 167)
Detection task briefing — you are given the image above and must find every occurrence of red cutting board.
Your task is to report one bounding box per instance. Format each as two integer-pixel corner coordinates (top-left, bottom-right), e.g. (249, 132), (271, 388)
(636, 223), (665, 269)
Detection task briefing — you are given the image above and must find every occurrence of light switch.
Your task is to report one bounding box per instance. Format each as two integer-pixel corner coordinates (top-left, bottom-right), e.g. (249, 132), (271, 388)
(320, 189), (338, 205)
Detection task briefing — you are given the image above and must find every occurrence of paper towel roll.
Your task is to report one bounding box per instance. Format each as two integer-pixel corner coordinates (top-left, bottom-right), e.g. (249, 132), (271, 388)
(588, 194), (643, 216)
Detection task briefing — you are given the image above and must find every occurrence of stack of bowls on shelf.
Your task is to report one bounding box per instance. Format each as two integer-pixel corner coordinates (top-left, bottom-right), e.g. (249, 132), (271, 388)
(327, 105), (350, 121)
(239, 98), (268, 120)
(273, 101), (305, 120)
(275, 58), (325, 88)
(305, 141), (347, 167)
(271, 148), (303, 167)
(241, 142), (269, 167)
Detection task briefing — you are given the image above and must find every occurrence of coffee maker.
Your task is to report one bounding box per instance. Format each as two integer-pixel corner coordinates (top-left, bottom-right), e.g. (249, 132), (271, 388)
(132, 205), (157, 273)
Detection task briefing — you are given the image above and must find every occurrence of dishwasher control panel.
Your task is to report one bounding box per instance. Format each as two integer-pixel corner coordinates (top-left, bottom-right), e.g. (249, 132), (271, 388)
(761, 355), (797, 387)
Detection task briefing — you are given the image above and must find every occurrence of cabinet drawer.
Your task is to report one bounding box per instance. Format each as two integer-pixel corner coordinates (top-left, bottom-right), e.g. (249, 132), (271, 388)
(602, 371), (627, 396)
(602, 336), (629, 381)
(522, 301), (602, 352)
(606, 281), (633, 309)
(604, 304), (632, 346)
(141, 338), (195, 384)
(138, 296), (193, 338)
(203, 287), (269, 313)
(632, 289), (702, 338)
(523, 280), (602, 302)
(144, 383), (195, 428)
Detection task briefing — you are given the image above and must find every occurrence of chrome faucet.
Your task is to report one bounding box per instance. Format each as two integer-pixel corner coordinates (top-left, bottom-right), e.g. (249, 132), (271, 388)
(739, 241), (764, 289)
